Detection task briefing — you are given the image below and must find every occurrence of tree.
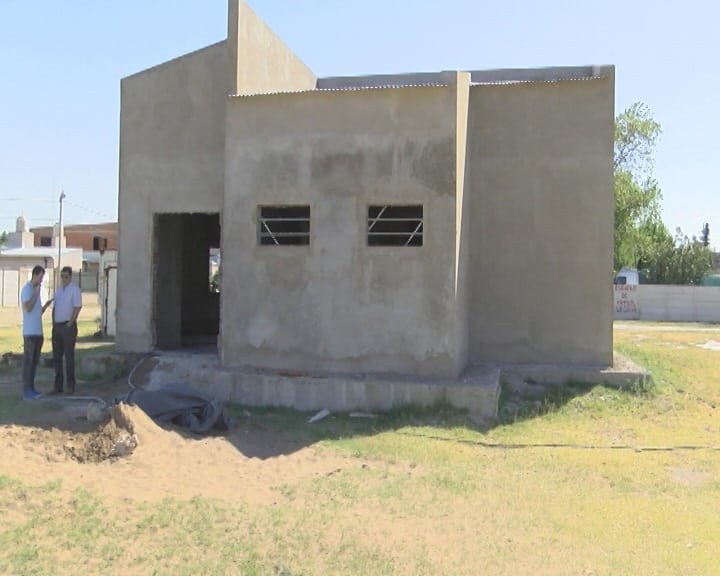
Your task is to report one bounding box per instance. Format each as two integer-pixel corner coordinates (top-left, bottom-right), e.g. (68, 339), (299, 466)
(613, 103), (664, 270)
(209, 269), (221, 293)
(701, 222), (710, 247)
(0, 231), (7, 247)
(613, 104), (712, 283)
(640, 228), (712, 285)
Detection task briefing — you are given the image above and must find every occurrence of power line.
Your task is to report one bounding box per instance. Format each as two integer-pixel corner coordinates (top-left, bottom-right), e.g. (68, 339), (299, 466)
(0, 197), (55, 203)
(1, 198), (116, 224)
(64, 199), (115, 220)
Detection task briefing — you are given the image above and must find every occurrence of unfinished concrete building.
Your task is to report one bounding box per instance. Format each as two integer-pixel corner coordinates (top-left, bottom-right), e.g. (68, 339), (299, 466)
(117, 0), (615, 411)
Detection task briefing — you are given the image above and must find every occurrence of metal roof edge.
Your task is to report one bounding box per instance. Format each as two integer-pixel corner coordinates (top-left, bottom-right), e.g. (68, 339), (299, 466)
(470, 65), (614, 84)
(230, 83), (449, 98)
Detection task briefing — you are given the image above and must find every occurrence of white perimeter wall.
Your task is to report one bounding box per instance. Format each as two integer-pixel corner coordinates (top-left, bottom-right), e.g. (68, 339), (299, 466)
(614, 285), (720, 323)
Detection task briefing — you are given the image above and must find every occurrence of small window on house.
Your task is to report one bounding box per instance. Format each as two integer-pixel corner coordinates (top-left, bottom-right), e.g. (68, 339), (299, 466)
(92, 236), (108, 251)
(258, 206), (310, 245)
(367, 205), (423, 247)
(40, 236), (51, 247)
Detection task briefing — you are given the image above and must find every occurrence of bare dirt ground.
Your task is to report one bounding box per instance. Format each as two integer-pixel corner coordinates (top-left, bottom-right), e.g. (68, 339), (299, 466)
(0, 300), (388, 509)
(0, 375), (387, 507)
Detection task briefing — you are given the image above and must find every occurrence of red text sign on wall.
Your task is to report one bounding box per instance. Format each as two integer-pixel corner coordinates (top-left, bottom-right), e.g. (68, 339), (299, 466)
(614, 284), (638, 316)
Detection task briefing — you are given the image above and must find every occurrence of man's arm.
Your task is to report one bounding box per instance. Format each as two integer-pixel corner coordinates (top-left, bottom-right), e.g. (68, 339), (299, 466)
(68, 305), (82, 325)
(22, 285), (39, 312)
(68, 286), (82, 325)
(42, 298), (53, 315)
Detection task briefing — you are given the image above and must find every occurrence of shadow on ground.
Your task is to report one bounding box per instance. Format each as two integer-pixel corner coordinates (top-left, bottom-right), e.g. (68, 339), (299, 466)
(0, 352), (655, 462)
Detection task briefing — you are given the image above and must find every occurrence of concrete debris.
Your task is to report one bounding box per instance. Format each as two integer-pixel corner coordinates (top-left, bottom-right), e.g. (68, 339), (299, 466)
(109, 433), (138, 457)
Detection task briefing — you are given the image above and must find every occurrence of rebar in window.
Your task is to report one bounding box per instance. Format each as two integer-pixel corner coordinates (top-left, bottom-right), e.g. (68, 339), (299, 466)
(367, 205), (423, 247)
(259, 206), (310, 246)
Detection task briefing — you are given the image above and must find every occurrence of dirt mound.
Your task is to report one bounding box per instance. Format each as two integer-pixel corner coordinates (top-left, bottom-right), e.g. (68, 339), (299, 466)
(0, 397), (414, 506)
(63, 402), (172, 463)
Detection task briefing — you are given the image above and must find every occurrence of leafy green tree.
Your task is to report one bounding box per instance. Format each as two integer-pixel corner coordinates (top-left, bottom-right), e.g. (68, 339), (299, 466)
(0, 231), (7, 247)
(613, 105), (712, 283)
(614, 103), (663, 270)
(640, 228), (712, 285)
(209, 269), (221, 293)
(700, 222), (710, 247)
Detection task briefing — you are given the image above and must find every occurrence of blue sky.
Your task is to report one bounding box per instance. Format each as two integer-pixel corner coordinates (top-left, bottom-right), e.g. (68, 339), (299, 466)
(1, 1), (718, 244)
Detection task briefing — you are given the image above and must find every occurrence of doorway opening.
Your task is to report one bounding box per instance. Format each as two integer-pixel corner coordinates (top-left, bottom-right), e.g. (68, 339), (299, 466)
(153, 213), (220, 350)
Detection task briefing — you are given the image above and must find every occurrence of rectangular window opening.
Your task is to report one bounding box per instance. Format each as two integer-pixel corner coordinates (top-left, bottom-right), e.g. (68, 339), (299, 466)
(92, 236), (108, 251)
(367, 205), (423, 247)
(258, 205), (310, 246)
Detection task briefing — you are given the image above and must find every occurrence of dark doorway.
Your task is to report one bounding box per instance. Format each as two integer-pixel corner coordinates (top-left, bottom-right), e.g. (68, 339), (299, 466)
(153, 213), (220, 350)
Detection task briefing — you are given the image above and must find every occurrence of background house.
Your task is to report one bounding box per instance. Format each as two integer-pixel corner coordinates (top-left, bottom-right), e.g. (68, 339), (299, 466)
(30, 222), (117, 252)
(116, 0), (614, 377)
(0, 216), (83, 307)
(30, 221), (117, 282)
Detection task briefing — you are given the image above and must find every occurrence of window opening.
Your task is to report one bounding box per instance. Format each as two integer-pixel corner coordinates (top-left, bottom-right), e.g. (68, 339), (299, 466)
(258, 206), (310, 246)
(367, 205), (423, 246)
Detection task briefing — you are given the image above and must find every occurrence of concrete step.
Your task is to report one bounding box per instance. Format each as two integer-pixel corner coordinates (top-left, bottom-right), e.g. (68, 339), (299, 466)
(140, 353), (501, 423)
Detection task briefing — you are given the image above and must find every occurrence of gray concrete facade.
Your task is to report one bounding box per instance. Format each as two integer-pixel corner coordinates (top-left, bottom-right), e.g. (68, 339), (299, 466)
(467, 78), (615, 366)
(223, 81), (467, 377)
(117, 0), (615, 390)
(117, 41), (227, 351)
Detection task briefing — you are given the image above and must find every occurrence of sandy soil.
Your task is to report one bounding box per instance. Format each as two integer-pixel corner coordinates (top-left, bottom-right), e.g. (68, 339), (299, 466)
(0, 375), (387, 507)
(0, 300), (403, 509)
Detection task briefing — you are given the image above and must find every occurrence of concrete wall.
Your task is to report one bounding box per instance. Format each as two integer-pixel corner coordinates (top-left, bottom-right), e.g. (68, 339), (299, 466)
(99, 250), (118, 337)
(0, 268), (20, 307)
(117, 42), (227, 352)
(227, 0), (316, 96)
(615, 285), (720, 322)
(467, 76), (615, 366)
(0, 266), (51, 305)
(223, 85), (464, 377)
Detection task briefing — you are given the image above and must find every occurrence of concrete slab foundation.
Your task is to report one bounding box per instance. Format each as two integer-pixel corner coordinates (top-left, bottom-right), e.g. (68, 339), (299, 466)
(133, 352), (501, 423)
(499, 353), (652, 391)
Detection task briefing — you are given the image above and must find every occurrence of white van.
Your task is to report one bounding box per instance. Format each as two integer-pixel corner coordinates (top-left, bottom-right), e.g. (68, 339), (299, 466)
(614, 267), (639, 285)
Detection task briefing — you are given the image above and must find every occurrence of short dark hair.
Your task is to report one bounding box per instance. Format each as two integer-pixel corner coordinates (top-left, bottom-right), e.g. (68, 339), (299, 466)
(31, 265), (45, 277)
(61, 266), (72, 276)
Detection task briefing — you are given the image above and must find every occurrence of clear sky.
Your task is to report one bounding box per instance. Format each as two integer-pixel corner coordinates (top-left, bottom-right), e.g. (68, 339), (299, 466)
(1, 1), (718, 244)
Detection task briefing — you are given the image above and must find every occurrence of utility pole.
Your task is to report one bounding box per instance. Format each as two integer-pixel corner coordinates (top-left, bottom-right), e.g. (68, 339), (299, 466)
(57, 190), (66, 290)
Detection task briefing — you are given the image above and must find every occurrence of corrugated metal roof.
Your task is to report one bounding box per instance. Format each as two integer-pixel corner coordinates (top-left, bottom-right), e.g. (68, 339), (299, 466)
(471, 75), (606, 86)
(469, 65), (612, 84)
(230, 66), (613, 98)
(231, 83), (449, 98)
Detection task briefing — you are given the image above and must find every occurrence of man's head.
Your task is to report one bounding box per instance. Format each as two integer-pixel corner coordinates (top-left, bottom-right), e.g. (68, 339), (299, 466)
(31, 265), (45, 286)
(60, 266), (72, 287)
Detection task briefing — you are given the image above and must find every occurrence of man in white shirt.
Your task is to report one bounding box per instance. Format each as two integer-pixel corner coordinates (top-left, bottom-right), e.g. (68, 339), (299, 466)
(51, 266), (83, 394)
(21, 265), (53, 399)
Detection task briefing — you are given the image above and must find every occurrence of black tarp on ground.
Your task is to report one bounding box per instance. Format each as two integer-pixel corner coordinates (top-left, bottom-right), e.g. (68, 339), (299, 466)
(118, 383), (231, 435)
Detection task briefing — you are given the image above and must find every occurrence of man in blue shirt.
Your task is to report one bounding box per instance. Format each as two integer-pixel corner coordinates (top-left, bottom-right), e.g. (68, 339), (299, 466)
(51, 266), (83, 394)
(21, 265), (52, 399)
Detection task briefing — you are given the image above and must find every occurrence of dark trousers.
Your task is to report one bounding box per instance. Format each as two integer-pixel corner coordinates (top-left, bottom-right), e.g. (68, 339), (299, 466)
(22, 335), (43, 392)
(52, 322), (78, 392)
